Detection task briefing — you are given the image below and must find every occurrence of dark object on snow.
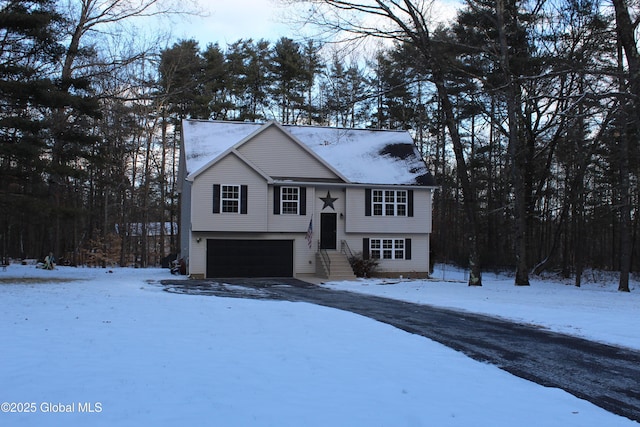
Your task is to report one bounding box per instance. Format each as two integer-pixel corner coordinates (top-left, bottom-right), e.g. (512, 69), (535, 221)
(162, 253), (177, 269)
(379, 143), (415, 160)
(379, 143), (437, 186)
(171, 258), (186, 275)
(37, 253), (56, 270)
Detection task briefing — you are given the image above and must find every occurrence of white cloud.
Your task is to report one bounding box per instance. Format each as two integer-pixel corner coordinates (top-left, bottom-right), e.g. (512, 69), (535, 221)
(166, 0), (461, 48)
(175, 0), (293, 46)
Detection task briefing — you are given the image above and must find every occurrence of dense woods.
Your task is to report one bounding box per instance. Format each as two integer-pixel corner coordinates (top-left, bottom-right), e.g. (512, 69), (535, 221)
(1, 0), (638, 290)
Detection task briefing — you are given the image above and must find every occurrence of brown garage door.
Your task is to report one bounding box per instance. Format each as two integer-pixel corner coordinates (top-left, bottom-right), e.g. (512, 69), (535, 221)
(206, 239), (294, 278)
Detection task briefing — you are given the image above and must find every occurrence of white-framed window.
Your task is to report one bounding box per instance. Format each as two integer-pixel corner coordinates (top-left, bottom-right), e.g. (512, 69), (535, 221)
(372, 189), (408, 216)
(370, 238), (405, 260)
(281, 186), (299, 215)
(221, 184), (240, 213)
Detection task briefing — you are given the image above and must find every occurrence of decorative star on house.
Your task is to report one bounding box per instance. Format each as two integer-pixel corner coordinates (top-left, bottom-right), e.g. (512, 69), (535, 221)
(320, 191), (338, 210)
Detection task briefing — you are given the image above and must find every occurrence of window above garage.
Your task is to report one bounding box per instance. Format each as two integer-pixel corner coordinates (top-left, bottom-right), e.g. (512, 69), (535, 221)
(221, 185), (240, 213)
(281, 186), (300, 214)
(213, 184), (248, 214)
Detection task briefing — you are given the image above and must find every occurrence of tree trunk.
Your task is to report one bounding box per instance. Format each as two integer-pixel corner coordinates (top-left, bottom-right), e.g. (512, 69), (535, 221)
(496, 0), (529, 285)
(611, 0), (639, 292)
(160, 106), (167, 264)
(435, 78), (483, 286)
(618, 131), (632, 292)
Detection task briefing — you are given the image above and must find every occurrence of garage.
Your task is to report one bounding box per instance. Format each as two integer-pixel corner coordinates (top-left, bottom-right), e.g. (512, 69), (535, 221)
(206, 239), (294, 278)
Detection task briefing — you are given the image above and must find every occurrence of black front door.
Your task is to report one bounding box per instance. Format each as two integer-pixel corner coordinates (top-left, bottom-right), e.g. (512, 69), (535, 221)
(320, 213), (337, 250)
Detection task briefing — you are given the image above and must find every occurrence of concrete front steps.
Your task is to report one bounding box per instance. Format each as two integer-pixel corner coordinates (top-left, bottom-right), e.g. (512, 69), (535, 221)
(316, 251), (357, 281)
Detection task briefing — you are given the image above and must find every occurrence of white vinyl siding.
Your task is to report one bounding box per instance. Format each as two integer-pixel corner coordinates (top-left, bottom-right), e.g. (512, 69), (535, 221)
(337, 235), (430, 275)
(269, 186), (312, 232)
(345, 187), (433, 234)
(236, 126), (341, 180)
(191, 154), (267, 232)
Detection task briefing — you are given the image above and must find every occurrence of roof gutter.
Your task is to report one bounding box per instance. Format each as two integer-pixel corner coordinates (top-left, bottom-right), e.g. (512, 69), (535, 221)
(271, 179), (438, 190)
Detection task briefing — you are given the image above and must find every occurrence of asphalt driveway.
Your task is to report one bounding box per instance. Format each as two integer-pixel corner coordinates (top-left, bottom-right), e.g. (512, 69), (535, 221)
(161, 277), (640, 422)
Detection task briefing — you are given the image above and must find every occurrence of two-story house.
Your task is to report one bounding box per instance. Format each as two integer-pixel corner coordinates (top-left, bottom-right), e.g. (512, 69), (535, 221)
(178, 120), (437, 280)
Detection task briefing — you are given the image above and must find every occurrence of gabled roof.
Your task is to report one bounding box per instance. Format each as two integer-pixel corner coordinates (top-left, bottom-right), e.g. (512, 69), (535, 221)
(231, 121), (349, 183)
(181, 119), (436, 186)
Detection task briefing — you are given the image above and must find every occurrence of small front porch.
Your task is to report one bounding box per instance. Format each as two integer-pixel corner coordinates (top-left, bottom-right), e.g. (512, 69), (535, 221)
(315, 241), (357, 282)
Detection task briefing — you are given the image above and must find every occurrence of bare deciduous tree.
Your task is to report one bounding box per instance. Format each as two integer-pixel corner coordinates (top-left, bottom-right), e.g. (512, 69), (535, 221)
(294, 0), (484, 285)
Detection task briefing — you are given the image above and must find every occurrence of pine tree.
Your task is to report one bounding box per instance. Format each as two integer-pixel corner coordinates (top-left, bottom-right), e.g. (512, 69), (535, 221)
(159, 39), (204, 119)
(201, 43), (231, 120)
(0, 0), (68, 260)
(300, 40), (324, 124)
(243, 39), (272, 121)
(270, 37), (306, 124)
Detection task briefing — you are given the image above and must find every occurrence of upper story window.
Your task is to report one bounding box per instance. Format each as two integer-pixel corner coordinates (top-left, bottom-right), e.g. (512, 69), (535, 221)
(281, 186), (300, 215)
(221, 185), (240, 213)
(273, 186), (306, 216)
(371, 189), (408, 216)
(213, 184), (247, 214)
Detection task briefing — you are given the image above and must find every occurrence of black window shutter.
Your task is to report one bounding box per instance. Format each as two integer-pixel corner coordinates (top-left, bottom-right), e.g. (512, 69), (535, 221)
(273, 186), (281, 214)
(365, 189), (371, 216)
(213, 184), (221, 213)
(405, 238), (412, 260)
(363, 238), (370, 259)
(300, 187), (306, 215)
(408, 190), (414, 217)
(240, 185), (248, 214)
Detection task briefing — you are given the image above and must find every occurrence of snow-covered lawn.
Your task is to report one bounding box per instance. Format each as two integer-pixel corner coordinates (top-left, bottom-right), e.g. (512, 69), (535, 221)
(0, 264), (638, 426)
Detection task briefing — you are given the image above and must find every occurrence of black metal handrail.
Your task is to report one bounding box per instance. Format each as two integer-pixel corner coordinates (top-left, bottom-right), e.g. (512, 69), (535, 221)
(341, 240), (354, 259)
(318, 242), (331, 276)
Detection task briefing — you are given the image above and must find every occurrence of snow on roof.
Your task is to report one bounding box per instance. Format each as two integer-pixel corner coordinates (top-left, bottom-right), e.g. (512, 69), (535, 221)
(182, 120), (436, 186)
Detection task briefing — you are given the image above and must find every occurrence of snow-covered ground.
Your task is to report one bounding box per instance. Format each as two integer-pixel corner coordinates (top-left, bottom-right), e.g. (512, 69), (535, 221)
(323, 265), (640, 350)
(0, 264), (638, 426)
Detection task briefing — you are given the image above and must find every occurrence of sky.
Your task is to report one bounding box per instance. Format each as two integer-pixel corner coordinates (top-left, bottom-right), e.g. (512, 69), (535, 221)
(167, 0), (460, 49)
(171, 0), (302, 47)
